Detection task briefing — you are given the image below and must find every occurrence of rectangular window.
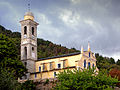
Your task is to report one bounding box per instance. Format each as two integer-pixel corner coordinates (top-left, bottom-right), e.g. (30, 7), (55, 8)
(50, 62), (52, 70)
(63, 60), (66, 68)
(35, 73), (37, 78)
(39, 66), (41, 72)
(58, 64), (61, 69)
(54, 72), (56, 77)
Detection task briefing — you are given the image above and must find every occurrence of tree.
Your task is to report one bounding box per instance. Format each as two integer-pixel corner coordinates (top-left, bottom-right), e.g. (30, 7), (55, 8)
(109, 57), (115, 64)
(116, 59), (120, 66)
(109, 69), (120, 87)
(54, 69), (119, 90)
(0, 34), (26, 78)
(0, 69), (21, 90)
(95, 53), (117, 71)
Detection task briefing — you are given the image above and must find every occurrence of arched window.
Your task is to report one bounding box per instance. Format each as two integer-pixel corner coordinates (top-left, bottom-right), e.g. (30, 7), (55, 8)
(88, 62), (91, 68)
(24, 47), (27, 59)
(32, 27), (34, 35)
(24, 26), (27, 34)
(84, 60), (86, 68)
(89, 52), (90, 57)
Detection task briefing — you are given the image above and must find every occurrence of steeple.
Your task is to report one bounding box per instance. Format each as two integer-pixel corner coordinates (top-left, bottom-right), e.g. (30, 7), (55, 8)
(20, 9), (39, 73)
(88, 41), (90, 52)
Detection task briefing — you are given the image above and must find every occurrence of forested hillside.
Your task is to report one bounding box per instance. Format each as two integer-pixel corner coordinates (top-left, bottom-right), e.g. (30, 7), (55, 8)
(0, 25), (120, 88)
(0, 25), (79, 59)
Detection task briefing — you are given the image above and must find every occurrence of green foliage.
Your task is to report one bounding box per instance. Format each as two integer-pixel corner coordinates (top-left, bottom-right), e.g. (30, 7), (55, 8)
(0, 34), (26, 78)
(0, 69), (36, 90)
(95, 53), (118, 71)
(0, 68), (21, 90)
(21, 80), (36, 90)
(116, 59), (120, 66)
(55, 69), (119, 90)
(44, 78), (49, 85)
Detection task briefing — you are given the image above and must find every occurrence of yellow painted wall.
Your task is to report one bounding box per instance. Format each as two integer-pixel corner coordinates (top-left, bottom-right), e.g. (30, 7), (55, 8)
(30, 51), (98, 80)
(30, 68), (75, 80)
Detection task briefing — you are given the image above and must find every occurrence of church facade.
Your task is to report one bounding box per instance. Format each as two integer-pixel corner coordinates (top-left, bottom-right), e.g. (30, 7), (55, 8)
(20, 12), (98, 80)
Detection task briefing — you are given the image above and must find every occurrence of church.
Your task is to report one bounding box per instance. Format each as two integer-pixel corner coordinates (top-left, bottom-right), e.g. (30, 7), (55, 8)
(20, 11), (98, 80)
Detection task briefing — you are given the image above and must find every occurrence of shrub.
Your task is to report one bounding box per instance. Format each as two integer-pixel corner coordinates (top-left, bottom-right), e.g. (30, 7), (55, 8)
(54, 68), (119, 90)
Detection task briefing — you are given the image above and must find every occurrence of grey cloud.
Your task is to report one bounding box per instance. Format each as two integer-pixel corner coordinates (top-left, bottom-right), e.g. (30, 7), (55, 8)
(0, 0), (120, 60)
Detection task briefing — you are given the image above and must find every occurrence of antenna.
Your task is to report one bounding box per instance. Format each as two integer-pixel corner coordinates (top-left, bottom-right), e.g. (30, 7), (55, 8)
(28, 0), (31, 12)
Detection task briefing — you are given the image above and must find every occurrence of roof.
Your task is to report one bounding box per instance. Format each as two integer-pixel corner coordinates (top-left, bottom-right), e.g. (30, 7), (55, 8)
(37, 52), (81, 61)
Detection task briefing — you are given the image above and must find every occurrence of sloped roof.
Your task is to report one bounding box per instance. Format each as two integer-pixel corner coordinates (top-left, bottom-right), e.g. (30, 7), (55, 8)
(37, 52), (81, 61)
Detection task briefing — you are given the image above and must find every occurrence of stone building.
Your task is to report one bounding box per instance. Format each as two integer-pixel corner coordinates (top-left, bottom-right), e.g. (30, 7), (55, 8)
(20, 11), (98, 80)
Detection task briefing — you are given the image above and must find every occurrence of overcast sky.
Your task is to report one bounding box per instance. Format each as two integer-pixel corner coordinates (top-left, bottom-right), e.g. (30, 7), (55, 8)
(0, 0), (120, 61)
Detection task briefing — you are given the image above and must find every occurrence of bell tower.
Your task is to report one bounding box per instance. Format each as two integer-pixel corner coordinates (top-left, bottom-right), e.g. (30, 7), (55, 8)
(20, 12), (39, 73)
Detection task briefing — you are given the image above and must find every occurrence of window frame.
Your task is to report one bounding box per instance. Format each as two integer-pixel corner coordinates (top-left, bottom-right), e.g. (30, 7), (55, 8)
(58, 63), (61, 69)
(39, 66), (41, 72)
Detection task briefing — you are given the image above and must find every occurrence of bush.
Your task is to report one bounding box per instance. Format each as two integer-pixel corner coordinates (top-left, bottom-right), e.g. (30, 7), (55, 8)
(54, 68), (119, 90)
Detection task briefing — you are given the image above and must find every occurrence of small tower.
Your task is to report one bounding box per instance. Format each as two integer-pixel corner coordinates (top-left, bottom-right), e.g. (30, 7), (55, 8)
(81, 46), (84, 54)
(20, 12), (39, 73)
(88, 42), (91, 52)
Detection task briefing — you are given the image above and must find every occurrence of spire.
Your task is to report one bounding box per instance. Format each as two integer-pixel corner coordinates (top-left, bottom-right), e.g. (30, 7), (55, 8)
(88, 41), (90, 52)
(81, 46), (84, 53)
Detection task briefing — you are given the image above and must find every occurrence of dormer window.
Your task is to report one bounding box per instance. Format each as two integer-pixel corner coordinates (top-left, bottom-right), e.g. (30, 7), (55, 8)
(32, 27), (34, 35)
(24, 26), (27, 34)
